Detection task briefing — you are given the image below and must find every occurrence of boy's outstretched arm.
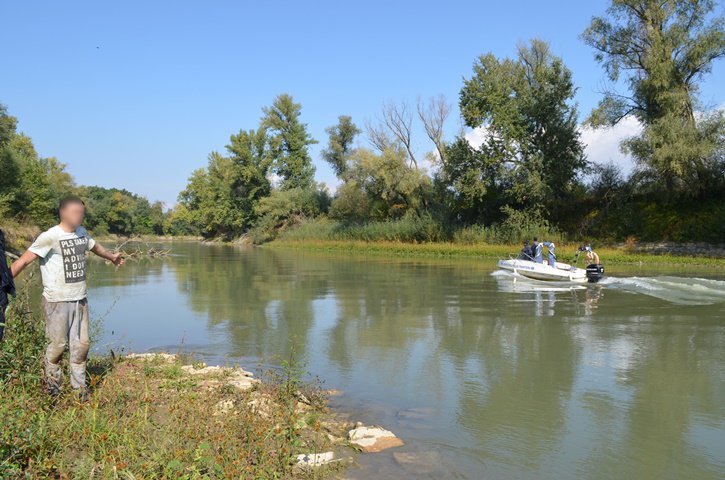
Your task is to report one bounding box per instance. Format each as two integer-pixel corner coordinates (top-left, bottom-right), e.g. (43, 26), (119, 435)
(10, 251), (39, 278)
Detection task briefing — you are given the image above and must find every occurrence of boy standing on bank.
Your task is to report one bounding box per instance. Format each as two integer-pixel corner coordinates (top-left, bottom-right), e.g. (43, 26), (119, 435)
(10, 196), (124, 399)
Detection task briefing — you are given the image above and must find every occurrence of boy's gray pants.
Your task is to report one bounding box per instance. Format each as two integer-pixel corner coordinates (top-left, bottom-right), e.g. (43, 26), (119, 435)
(42, 298), (90, 390)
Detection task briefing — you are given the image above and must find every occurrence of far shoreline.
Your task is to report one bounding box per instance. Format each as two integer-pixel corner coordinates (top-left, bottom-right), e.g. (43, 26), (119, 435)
(265, 239), (725, 267)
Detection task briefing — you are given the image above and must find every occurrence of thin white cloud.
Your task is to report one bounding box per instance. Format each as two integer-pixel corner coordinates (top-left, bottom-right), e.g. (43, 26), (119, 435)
(464, 125), (488, 149)
(580, 116), (641, 175)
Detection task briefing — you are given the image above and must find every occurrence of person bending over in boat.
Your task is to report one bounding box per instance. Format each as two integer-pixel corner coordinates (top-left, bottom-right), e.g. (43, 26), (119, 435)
(578, 245), (600, 264)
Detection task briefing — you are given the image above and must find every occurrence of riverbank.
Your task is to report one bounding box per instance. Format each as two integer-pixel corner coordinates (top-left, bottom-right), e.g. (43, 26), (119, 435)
(0, 347), (352, 478)
(0, 289), (408, 479)
(268, 239), (725, 266)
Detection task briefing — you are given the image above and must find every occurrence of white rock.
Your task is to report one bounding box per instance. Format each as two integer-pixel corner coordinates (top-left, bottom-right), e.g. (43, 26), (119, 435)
(181, 365), (224, 375)
(229, 375), (259, 391)
(348, 426), (404, 452)
(125, 352), (176, 362)
(296, 451), (336, 467)
(180, 364), (255, 377)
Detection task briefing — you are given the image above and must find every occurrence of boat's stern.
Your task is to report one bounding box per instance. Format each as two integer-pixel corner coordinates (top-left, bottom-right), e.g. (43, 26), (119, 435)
(585, 264), (605, 283)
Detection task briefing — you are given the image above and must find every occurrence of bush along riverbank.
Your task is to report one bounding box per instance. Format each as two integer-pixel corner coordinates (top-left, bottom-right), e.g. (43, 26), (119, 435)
(0, 287), (404, 479)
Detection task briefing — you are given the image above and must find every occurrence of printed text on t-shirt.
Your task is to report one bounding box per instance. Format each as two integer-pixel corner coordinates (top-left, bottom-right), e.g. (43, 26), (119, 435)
(60, 237), (87, 283)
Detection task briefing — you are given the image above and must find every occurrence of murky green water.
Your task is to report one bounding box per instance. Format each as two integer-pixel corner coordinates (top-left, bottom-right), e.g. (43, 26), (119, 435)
(86, 242), (725, 479)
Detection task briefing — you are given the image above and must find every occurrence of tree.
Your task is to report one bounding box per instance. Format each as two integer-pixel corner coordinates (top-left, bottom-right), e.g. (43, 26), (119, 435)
(330, 147), (431, 221)
(179, 128), (272, 239)
(582, 0), (725, 191)
(261, 94), (317, 190)
(459, 39), (587, 221)
(366, 101), (418, 167)
(321, 115), (360, 178)
(435, 137), (505, 225)
(80, 186), (161, 235)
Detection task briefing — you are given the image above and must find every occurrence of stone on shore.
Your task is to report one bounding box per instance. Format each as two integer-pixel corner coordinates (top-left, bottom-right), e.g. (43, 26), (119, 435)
(295, 451), (336, 467)
(180, 363), (258, 391)
(125, 352), (177, 362)
(348, 425), (404, 452)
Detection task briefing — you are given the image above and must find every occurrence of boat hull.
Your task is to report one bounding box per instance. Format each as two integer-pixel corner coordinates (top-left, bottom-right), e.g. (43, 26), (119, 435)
(497, 259), (588, 283)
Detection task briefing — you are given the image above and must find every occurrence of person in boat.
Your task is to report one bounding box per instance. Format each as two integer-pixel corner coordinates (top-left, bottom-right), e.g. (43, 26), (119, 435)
(520, 240), (535, 261)
(543, 241), (556, 267)
(532, 238), (543, 263)
(578, 245), (600, 264)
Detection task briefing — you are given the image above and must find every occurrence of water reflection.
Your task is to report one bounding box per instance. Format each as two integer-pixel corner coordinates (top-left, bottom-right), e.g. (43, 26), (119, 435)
(89, 244), (725, 479)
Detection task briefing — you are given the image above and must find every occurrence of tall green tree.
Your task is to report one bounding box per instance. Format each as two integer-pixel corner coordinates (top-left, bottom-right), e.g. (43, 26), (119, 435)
(458, 39), (586, 221)
(322, 115), (360, 178)
(261, 94), (317, 190)
(179, 128), (271, 239)
(582, 0), (725, 191)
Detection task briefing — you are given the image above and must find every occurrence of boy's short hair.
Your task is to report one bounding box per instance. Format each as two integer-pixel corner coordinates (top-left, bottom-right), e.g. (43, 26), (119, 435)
(58, 195), (86, 212)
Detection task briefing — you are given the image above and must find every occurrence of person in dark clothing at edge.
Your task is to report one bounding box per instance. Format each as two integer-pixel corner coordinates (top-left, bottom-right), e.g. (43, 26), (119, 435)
(520, 240), (534, 260)
(10, 196), (124, 400)
(0, 229), (16, 342)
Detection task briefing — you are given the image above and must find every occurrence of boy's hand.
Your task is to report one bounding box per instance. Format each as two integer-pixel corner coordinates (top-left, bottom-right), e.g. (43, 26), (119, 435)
(110, 252), (124, 267)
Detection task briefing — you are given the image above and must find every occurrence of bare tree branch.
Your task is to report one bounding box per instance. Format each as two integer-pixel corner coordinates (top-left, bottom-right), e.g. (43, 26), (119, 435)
(417, 94), (451, 165)
(364, 118), (394, 153)
(381, 100), (418, 167)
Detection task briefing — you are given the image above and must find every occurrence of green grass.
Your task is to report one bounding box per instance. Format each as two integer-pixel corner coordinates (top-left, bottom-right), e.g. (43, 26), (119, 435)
(269, 238), (725, 267)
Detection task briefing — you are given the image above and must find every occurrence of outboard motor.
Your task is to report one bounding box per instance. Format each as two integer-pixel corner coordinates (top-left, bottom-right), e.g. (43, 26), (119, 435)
(586, 264), (605, 283)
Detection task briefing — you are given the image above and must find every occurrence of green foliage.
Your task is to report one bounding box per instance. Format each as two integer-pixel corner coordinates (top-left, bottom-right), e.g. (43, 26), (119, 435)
(458, 39), (587, 221)
(179, 128), (272, 239)
(435, 136), (504, 225)
(79, 185), (164, 236)
(280, 214), (447, 243)
(582, 0), (725, 191)
(251, 186), (331, 243)
(163, 203), (199, 236)
(262, 94), (317, 190)
(330, 147), (432, 222)
(321, 115), (360, 177)
(453, 207), (560, 245)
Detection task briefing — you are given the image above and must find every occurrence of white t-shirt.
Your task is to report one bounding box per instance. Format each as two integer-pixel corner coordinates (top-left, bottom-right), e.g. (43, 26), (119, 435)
(28, 225), (96, 302)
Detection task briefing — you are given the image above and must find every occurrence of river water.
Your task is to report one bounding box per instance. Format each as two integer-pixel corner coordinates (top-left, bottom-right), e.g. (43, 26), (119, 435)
(86, 242), (725, 479)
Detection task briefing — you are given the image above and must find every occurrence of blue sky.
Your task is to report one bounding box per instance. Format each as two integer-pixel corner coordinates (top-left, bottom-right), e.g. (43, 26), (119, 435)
(1, 0), (723, 207)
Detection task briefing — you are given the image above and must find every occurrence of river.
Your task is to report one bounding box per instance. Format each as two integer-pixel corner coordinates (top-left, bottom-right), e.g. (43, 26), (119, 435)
(86, 241), (725, 479)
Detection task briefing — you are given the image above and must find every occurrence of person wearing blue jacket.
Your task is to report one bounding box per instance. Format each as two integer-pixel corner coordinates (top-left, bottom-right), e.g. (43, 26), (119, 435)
(543, 241), (556, 267)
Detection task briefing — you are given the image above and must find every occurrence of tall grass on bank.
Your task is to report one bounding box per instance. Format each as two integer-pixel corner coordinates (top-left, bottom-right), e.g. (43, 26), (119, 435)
(278, 215), (560, 245)
(0, 284), (344, 479)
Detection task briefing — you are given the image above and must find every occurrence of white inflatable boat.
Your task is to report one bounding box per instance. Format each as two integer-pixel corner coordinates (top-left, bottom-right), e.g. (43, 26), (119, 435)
(497, 258), (604, 283)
